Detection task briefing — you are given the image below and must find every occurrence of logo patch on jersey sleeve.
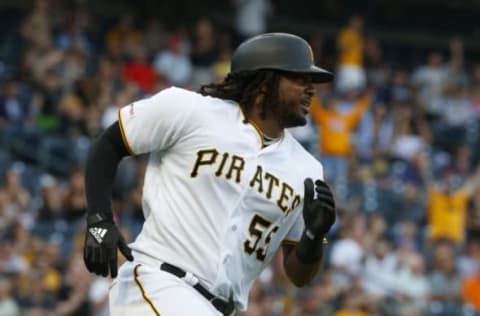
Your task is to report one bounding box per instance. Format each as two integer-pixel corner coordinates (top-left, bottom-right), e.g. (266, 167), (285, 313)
(129, 103), (135, 116)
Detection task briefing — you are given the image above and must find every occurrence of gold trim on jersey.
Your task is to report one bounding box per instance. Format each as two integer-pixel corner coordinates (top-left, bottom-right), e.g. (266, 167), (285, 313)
(281, 239), (298, 246)
(117, 110), (137, 156)
(247, 119), (266, 148)
(238, 106), (264, 149)
(282, 238), (328, 246)
(134, 264), (162, 316)
(238, 105), (247, 121)
(238, 105), (286, 149)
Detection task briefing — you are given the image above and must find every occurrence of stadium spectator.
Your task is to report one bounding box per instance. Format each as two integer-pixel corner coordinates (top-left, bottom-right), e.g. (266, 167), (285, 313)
(335, 14), (366, 94)
(329, 213), (367, 288)
(122, 46), (156, 94)
(395, 252), (430, 314)
(361, 236), (399, 299)
(153, 32), (192, 86)
(233, 0), (272, 41)
(420, 153), (480, 245)
(106, 14), (143, 59)
(363, 35), (390, 89)
(427, 241), (463, 315)
(0, 167), (31, 225)
(461, 265), (480, 312)
(411, 51), (449, 118)
(62, 167), (87, 223)
(190, 18), (218, 88)
(310, 91), (371, 199)
(0, 277), (19, 316)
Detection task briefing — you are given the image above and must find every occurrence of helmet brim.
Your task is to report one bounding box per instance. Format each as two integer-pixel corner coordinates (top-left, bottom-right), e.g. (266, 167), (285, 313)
(229, 65), (334, 83)
(308, 65), (334, 83)
(266, 65), (334, 83)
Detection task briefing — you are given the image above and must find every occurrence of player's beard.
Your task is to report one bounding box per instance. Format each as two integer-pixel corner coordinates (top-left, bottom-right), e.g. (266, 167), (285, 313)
(276, 98), (308, 128)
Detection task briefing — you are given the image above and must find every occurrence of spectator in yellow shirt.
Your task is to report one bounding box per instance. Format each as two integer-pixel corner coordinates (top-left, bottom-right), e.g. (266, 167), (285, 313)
(334, 291), (369, 316)
(336, 14), (366, 93)
(310, 92), (371, 198)
(106, 14), (143, 58)
(419, 153), (480, 245)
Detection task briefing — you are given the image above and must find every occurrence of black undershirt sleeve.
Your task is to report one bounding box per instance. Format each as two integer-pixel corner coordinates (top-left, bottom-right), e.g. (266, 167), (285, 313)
(85, 121), (130, 218)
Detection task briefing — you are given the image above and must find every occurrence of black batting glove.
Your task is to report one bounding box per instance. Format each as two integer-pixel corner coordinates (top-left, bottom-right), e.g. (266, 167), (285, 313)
(296, 178), (336, 264)
(303, 178), (336, 239)
(84, 213), (134, 278)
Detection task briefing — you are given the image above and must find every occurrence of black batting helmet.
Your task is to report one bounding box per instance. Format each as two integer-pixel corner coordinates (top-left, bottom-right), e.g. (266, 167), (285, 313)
(231, 33), (333, 83)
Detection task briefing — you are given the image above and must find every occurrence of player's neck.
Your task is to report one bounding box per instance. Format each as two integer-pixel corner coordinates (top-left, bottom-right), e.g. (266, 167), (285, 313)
(248, 109), (283, 139)
(242, 95), (283, 138)
(254, 118), (282, 138)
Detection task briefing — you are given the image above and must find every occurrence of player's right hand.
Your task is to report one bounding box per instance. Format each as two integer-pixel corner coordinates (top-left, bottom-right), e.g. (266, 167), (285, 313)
(83, 213), (134, 278)
(302, 178), (336, 240)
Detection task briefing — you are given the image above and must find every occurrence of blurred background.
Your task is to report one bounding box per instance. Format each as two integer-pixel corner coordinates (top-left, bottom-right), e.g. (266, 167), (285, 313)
(1, 0), (480, 315)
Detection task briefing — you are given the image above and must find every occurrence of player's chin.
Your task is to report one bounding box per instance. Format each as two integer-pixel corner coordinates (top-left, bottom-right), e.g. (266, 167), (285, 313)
(300, 102), (310, 115)
(285, 113), (307, 128)
(297, 115), (307, 126)
(298, 106), (309, 121)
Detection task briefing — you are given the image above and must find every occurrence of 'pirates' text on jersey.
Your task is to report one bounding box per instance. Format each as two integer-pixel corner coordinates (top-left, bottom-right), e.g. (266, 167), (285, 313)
(118, 87), (324, 311)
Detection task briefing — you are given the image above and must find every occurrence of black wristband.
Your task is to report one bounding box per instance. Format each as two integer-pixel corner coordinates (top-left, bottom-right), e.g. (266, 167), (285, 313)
(295, 231), (324, 264)
(87, 212), (114, 226)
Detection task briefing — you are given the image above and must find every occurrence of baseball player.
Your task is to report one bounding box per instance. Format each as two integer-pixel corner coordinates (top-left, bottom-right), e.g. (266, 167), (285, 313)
(83, 33), (336, 315)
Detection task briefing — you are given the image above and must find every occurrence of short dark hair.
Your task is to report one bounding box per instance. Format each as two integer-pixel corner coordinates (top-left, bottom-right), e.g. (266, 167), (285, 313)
(199, 70), (282, 121)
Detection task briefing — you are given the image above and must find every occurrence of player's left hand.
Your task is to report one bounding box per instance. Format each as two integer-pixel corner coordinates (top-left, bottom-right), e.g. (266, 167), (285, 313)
(84, 213), (133, 278)
(302, 178), (336, 240)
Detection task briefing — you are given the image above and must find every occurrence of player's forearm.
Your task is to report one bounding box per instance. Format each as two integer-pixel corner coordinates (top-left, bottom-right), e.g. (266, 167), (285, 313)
(85, 122), (129, 216)
(283, 178), (334, 286)
(284, 243), (323, 286)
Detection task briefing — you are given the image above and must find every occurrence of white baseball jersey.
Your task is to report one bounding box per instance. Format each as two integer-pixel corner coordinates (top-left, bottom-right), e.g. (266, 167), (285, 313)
(118, 87), (324, 311)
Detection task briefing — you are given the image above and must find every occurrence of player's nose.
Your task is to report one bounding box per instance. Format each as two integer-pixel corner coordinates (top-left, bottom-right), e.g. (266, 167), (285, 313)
(304, 84), (315, 97)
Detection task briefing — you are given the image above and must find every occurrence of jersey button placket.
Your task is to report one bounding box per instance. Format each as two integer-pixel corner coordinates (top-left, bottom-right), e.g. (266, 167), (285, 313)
(223, 256), (230, 264)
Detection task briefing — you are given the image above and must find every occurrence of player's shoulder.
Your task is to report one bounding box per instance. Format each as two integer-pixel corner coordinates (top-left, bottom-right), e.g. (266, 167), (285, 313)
(150, 86), (197, 101)
(151, 86), (236, 109)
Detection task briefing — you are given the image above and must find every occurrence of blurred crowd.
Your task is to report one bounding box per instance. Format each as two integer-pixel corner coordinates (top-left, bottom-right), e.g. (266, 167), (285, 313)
(1, 0), (480, 315)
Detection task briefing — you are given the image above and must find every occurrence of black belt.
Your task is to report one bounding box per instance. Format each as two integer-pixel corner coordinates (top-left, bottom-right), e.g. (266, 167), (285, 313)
(160, 262), (235, 316)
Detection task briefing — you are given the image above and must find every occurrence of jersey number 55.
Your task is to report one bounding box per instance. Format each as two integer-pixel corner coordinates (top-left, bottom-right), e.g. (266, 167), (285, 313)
(243, 214), (279, 262)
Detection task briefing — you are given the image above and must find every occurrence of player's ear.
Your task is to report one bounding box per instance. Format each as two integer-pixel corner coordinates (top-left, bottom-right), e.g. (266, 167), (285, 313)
(258, 84), (268, 95)
(254, 85), (268, 106)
